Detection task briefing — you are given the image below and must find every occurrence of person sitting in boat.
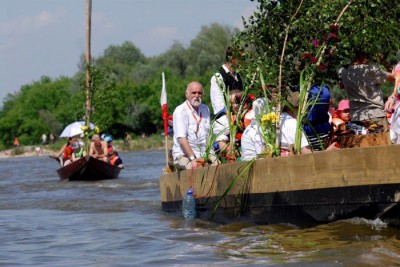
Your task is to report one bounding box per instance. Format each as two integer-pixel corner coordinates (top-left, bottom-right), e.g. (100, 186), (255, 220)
(241, 90), (339, 160)
(104, 135), (114, 153)
(247, 84), (278, 121)
(89, 134), (108, 162)
(240, 85), (279, 159)
(51, 137), (75, 166)
(172, 81), (218, 170)
(62, 137), (76, 166)
(242, 90), (311, 160)
(211, 91), (254, 162)
(210, 47), (244, 158)
(108, 150), (124, 168)
(212, 90), (239, 158)
(71, 140), (86, 161)
(302, 84), (332, 151)
(331, 99), (352, 136)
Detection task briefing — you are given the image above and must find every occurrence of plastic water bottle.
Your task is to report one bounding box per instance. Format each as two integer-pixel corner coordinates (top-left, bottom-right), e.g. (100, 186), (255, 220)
(182, 188), (196, 219)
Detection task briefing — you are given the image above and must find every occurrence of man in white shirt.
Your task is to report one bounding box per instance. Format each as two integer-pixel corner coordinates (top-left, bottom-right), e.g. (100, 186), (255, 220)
(172, 81), (217, 170)
(241, 90), (339, 161)
(210, 47), (244, 153)
(241, 112), (311, 161)
(210, 47), (244, 114)
(247, 85), (278, 121)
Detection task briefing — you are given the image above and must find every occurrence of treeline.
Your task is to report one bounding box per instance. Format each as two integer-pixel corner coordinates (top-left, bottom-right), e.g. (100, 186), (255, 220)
(0, 23), (237, 149)
(2, 0), (400, 151)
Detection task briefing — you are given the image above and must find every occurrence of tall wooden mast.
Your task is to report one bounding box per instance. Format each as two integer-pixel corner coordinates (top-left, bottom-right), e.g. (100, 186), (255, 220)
(85, 0), (92, 127)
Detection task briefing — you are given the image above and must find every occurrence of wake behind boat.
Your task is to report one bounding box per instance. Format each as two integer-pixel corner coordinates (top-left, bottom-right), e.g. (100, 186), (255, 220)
(160, 142), (400, 227)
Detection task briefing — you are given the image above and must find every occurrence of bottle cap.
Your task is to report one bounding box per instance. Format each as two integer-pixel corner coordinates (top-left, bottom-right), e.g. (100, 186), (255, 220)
(187, 188), (193, 195)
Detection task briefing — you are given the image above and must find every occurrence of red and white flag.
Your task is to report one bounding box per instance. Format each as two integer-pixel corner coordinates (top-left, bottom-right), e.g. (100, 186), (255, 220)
(160, 72), (169, 136)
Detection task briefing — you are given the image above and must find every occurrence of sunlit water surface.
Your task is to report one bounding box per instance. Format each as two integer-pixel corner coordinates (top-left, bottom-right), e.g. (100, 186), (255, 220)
(1, 150), (400, 266)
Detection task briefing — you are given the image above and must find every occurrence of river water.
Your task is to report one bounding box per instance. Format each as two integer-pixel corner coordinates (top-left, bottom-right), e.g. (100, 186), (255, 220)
(1, 150), (400, 266)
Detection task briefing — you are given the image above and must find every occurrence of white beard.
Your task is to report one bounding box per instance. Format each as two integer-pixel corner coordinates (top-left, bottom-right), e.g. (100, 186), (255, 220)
(190, 97), (201, 107)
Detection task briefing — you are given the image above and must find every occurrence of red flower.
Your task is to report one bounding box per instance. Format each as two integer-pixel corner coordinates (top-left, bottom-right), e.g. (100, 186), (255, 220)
(248, 94), (256, 102)
(329, 32), (339, 41)
(302, 51), (311, 59)
(310, 56), (317, 64)
(312, 39), (320, 48)
(318, 63), (326, 72)
(329, 24), (339, 34)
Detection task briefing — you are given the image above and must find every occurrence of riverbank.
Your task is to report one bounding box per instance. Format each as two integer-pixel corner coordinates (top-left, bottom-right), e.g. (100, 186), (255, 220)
(0, 135), (171, 159)
(0, 146), (53, 159)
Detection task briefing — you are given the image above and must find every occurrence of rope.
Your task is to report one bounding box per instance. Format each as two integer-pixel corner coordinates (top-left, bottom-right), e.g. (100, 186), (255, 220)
(189, 164), (194, 189)
(193, 164), (220, 199)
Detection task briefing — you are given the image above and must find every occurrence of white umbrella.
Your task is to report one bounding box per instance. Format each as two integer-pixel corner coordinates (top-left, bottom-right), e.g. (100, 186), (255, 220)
(60, 121), (95, 137)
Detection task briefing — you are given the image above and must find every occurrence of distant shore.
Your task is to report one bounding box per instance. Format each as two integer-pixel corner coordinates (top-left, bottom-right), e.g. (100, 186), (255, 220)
(0, 136), (170, 159)
(0, 146), (54, 159)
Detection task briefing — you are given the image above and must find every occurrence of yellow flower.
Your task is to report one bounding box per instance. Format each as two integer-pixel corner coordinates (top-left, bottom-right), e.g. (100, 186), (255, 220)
(81, 125), (89, 131)
(261, 112), (278, 126)
(95, 126), (100, 133)
(261, 114), (268, 126)
(267, 112), (278, 123)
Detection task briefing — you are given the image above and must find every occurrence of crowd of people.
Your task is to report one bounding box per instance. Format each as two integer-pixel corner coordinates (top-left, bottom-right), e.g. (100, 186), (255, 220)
(170, 47), (399, 170)
(53, 134), (124, 169)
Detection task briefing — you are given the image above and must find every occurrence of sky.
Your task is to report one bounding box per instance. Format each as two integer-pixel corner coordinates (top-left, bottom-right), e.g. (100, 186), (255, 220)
(0, 0), (258, 102)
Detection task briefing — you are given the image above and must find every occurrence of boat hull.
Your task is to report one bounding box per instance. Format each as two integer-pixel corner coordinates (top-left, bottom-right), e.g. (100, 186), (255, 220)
(57, 156), (121, 181)
(160, 145), (400, 226)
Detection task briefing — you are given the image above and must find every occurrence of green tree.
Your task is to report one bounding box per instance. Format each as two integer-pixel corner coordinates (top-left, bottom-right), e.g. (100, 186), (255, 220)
(96, 41), (147, 83)
(186, 23), (237, 76)
(0, 76), (74, 146)
(152, 41), (188, 77)
(235, 0), (400, 90)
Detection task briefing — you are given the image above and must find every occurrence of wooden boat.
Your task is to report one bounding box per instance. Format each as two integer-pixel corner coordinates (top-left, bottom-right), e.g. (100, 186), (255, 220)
(160, 139), (400, 226)
(52, 1), (123, 181)
(56, 155), (121, 181)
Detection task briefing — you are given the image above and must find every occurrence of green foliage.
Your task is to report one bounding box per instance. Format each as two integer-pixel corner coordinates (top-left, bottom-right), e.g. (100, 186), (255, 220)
(234, 0), (400, 154)
(235, 0), (400, 88)
(2, 3), (400, 151)
(96, 41), (147, 82)
(0, 76), (73, 146)
(0, 23), (235, 148)
(186, 23), (237, 76)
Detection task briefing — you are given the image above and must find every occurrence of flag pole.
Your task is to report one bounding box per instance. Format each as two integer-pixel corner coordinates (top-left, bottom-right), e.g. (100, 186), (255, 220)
(160, 72), (169, 169)
(164, 129), (168, 167)
(85, 0), (92, 154)
(85, 0), (91, 128)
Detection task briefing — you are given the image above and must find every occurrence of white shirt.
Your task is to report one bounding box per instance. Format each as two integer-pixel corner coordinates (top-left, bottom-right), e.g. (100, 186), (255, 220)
(241, 121), (265, 161)
(172, 100), (210, 160)
(210, 64), (241, 114)
(390, 100), (400, 144)
(279, 112), (309, 150)
(241, 112), (309, 160)
(247, 97), (278, 121)
(212, 114), (229, 142)
(252, 97), (268, 118)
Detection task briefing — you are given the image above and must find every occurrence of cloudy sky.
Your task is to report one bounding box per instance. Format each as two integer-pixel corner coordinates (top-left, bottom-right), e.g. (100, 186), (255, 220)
(0, 0), (258, 102)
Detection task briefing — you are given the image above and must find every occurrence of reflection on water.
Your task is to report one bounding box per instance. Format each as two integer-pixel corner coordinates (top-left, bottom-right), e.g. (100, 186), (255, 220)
(1, 150), (400, 266)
